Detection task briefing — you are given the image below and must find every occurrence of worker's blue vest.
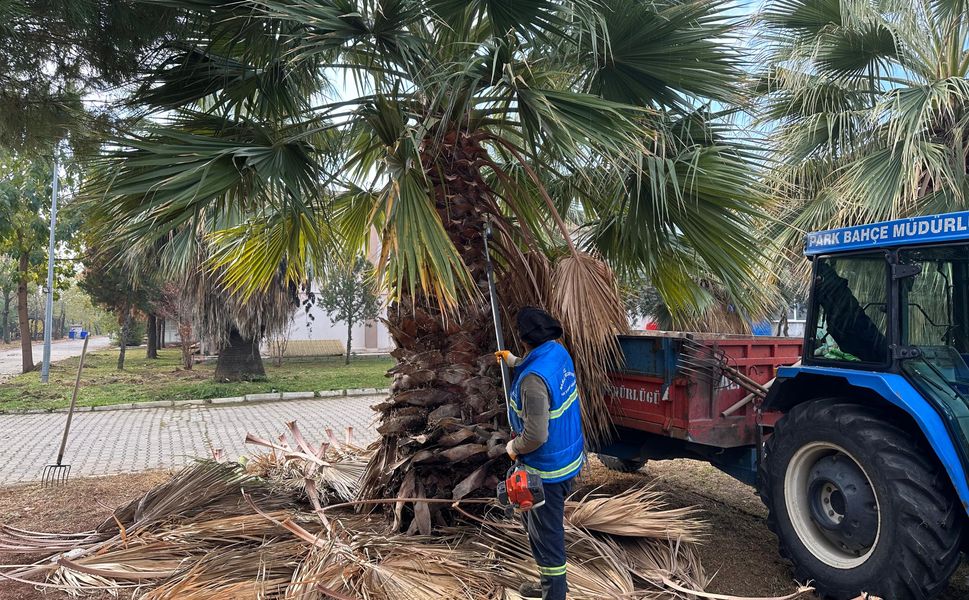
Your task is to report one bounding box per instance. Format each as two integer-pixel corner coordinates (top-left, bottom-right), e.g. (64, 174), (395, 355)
(508, 340), (585, 483)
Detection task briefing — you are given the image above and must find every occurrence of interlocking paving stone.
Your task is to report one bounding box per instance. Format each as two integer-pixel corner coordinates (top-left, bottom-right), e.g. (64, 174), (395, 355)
(0, 395), (381, 484)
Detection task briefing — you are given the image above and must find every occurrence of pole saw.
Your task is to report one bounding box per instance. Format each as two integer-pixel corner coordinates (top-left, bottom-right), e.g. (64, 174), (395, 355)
(482, 220), (545, 515)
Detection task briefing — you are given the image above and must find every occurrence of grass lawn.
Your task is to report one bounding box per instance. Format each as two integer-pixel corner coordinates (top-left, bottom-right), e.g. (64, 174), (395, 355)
(0, 348), (393, 411)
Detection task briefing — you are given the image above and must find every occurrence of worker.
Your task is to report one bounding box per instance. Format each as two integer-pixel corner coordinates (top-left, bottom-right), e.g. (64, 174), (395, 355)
(496, 306), (585, 600)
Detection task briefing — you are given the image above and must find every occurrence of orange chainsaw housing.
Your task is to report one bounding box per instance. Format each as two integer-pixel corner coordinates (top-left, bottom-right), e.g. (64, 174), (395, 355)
(497, 465), (545, 511)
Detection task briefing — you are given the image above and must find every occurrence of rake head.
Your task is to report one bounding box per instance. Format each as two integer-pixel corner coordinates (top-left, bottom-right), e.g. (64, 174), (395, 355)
(41, 463), (71, 486)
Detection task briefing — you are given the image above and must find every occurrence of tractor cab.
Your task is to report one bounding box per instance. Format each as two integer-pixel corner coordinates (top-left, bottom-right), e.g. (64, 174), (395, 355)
(803, 214), (969, 461)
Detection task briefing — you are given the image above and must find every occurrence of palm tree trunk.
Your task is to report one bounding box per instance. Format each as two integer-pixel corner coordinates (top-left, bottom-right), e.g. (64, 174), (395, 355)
(360, 131), (508, 534)
(17, 252), (33, 373)
(214, 326), (266, 381)
(146, 313), (158, 359)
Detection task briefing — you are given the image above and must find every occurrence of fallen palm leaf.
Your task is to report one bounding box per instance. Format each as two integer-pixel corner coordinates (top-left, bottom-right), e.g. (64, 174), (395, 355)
(0, 423), (814, 600)
(565, 486), (707, 542)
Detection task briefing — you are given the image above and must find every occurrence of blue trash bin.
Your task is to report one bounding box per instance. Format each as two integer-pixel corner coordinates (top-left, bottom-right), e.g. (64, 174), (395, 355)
(80, 331), (88, 339)
(69, 331), (76, 339)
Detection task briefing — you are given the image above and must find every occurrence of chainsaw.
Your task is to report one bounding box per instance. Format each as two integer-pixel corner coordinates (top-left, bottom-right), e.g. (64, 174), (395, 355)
(496, 461), (545, 516)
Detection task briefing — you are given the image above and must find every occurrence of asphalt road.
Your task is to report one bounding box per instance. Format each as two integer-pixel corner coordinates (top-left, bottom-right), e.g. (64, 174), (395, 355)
(0, 336), (113, 381)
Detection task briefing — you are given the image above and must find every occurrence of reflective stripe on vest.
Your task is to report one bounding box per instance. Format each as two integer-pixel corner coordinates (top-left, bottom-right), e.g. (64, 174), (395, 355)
(510, 388), (577, 420)
(523, 453), (584, 481)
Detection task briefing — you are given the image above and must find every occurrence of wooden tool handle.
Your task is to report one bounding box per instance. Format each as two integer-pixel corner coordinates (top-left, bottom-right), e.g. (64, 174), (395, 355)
(55, 335), (89, 465)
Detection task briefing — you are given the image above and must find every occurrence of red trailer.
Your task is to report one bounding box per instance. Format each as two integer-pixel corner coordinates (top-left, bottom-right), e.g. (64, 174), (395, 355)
(597, 331), (802, 483)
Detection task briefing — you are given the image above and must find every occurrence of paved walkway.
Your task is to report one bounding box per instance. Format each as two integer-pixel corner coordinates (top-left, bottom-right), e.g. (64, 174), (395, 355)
(0, 395), (380, 485)
(0, 336), (113, 380)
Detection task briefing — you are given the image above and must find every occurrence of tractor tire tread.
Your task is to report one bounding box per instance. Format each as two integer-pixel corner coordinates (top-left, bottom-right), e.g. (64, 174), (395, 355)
(758, 399), (962, 600)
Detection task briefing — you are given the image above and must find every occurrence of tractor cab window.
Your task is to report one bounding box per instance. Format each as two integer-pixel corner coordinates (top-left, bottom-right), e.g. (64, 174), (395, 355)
(898, 246), (969, 422)
(809, 254), (889, 364)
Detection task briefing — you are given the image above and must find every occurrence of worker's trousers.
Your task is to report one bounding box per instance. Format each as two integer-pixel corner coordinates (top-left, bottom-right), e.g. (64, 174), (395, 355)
(523, 478), (573, 600)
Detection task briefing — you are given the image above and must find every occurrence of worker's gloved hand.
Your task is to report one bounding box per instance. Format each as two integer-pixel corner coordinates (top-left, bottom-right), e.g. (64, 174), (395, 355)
(495, 350), (519, 366)
(505, 439), (518, 460)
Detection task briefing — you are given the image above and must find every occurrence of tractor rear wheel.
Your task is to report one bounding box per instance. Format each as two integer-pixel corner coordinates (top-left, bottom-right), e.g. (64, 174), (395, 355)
(759, 400), (962, 600)
(597, 454), (646, 473)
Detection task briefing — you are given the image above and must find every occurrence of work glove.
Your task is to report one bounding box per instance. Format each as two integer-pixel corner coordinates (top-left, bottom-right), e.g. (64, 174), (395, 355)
(505, 439), (518, 460)
(495, 350), (519, 366)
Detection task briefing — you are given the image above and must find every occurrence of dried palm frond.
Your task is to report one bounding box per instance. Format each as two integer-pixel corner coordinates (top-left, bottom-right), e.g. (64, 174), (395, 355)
(1, 424), (814, 600)
(562, 530), (637, 598)
(621, 537), (710, 592)
(0, 525), (102, 553)
(143, 540), (305, 600)
(356, 544), (502, 600)
(551, 252), (628, 446)
(49, 540), (196, 590)
(98, 461), (255, 535)
(565, 486), (707, 542)
(478, 516), (668, 600)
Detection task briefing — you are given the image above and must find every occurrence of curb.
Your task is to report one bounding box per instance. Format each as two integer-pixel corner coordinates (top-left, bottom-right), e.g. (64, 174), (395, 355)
(0, 387), (391, 415)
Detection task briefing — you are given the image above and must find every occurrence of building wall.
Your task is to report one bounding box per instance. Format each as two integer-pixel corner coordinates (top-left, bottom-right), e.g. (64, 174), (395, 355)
(281, 298), (393, 352)
(163, 307), (394, 354)
(770, 319), (807, 338)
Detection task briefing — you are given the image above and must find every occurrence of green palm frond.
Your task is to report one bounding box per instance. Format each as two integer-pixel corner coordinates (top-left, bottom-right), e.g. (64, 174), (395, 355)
(757, 0), (969, 263)
(583, 0), (745, 110)
(379, 169), (477, 310)
(585, 110), (774, 323)
(91, 0), (769, 323)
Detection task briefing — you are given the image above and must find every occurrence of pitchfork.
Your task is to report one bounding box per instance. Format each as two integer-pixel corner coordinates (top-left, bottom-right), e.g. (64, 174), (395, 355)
(42, 335), (90, 486)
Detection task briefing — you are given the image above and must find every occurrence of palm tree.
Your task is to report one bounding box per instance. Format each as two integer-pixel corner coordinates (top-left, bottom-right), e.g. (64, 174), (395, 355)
(90, 0), (770, 532)
(755, 0), (969, 259)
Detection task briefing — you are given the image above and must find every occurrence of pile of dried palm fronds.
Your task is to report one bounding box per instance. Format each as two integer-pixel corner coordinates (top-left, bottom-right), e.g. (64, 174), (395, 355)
(1, 424), (813, 600)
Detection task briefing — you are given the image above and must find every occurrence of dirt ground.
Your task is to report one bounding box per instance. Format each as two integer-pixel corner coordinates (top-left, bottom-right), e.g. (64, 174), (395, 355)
(0, 471), (170, 600)
(578, 459), (969, 600)
(1, 461), (967, 599)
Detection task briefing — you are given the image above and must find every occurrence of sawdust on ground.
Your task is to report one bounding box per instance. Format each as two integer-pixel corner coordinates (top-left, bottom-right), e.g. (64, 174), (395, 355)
(1, 461), (967, 599)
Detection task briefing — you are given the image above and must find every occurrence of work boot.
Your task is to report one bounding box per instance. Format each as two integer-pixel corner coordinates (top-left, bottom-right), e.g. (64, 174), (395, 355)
(518, 581), (543, 598)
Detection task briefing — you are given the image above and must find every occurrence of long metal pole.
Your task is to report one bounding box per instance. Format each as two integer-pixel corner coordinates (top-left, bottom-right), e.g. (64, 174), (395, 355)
(40, 151), (59, 383)
(482, 220), (511, 404)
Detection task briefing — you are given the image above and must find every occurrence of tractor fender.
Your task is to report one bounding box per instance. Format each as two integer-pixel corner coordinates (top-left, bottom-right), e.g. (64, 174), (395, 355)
(765, 365), (969, 513)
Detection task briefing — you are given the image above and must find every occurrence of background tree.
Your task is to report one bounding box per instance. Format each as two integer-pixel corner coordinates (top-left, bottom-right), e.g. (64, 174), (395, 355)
(78, 241), (155, 370)
(0, 153), (59, 371)
(59, 283), (111, 336)
(756, 0), (969, 266)
(187, 257), (296, 382)
(0, 0), (181, 154)
(0, 255), (15, 343)
(90, 0), (771, 533)
(317, 256), (382, 365)
(154, 282), (196, 371)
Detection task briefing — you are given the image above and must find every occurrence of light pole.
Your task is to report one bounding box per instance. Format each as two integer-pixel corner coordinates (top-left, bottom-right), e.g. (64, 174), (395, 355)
(40, 150), (59, 383)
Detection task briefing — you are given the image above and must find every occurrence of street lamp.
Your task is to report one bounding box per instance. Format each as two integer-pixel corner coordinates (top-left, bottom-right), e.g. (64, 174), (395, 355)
(40, 149), (59, 384)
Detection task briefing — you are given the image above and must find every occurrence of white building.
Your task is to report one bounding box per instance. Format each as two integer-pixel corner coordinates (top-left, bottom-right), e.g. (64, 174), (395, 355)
(162, 301), (394, 355)
(280, 297), (394, 353)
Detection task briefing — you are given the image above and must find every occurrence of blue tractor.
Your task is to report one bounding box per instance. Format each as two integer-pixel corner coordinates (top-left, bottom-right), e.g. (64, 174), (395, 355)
(761, 211), (969, 598)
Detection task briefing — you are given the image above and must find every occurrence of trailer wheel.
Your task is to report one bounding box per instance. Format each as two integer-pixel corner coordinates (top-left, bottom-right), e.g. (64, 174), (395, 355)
(597, 454), (646, 473)
(759, 400), (963, 600)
